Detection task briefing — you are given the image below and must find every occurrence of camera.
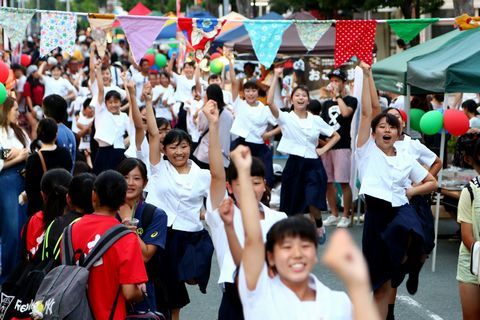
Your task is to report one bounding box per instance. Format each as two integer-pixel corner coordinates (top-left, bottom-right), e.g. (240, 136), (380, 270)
(0, 147), (11, 160)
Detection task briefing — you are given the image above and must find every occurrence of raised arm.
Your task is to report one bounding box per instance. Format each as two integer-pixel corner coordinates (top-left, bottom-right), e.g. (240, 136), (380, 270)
(218, 197), (243, 266)
(266, 67), (282, 119)
(225, 49), (238, 101)
(165, 52), (177, 77)
(94, 58), (105, 106)
(89, 43), (96, 83)
(145, 84), (161, 166)
(204, 100), (226, 211)
(231, 146), (265, 291)
(194, 64), (202, 97)
(357, 63), (372, 148)
(125, 76), (145, 150)
(38, 61), (47, 79)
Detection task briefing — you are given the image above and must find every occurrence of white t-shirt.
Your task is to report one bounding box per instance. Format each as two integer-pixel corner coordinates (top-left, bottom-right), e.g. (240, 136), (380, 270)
(184, 99), (203, 143)
(132, 71), (148, 106)
(238, 264), (352, 320)
(356, 137), (428, 207)
(230, 97), (277, 144)
(15, 75), (27, 112)
(93, 101), (130, 149)
(90, 80), (126, 102)
(75, 112), (94, 150)
(276, 111), (334, 158)
(146, 159), (211, 232)
(152, 84), (175, 120)
(172, 73), (196, 103)
(394, 135), (436, 168)
(470, 117), (480, 129)
(389, 95), (405, 110)
(42, 76), (76, 98)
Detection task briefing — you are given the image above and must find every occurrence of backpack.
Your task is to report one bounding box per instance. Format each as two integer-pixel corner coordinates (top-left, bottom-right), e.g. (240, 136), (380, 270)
(32, 223), (132, 320)
(0, 216), (72, 319)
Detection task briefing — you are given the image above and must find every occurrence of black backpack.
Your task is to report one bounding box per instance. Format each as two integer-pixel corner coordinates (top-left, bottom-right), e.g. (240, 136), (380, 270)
(0, 216), (75, 319)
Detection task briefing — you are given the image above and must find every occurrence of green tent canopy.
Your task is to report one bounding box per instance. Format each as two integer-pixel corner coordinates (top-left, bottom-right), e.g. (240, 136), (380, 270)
(407, 28), (480, 93)
(372, 29), (459, 95)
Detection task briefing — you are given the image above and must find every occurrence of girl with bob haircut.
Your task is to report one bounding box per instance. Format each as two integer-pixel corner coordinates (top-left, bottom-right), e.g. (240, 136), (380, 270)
(142, 85), (213, 320)
(224, 145), (380, 320)
(356, 62), (437, 318)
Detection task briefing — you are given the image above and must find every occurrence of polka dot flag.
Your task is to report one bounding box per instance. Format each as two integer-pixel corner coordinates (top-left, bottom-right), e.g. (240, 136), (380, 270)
(334, 20), (377, 68)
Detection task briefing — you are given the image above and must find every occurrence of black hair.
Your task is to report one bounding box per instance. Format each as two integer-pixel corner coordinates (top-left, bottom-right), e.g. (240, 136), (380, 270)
(371, 113), (401, 133)
(244, 62), (256, 69)
(184, 60), (195, 68)
(105, 90), (122, 102)
(139, 58), (150, 66)
(266, 216), (318, 254)
(156, 117), (171, 129)
(307, 99), (322, 116)
(41, 168), (72, 229)
(82, 97), (93, 110)
(462, 99), (479, 115)
(206, 84), (226, 111)
(159, 71), (170, 79)
(208, 74), (221, 82)
(291, 85), (310, 100)
(226, 156), (265, 183)
(163, 129), (192, 148)
(93, 170), (127, 211)
(51, 64), (63, 73)
(12, 64), (26, 74)
(43, 94), (68, 123)
(243, 80), (259, 91)
(191, 85), (198, 92)
(116, 158), (148, 183)
(37, 118), (58, 144)
(73, 161), (92, 175)
(68, 173), (95, 214)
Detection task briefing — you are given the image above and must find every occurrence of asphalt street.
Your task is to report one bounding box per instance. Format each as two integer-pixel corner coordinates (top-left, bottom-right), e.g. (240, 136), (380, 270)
(182, 217), (463, 320)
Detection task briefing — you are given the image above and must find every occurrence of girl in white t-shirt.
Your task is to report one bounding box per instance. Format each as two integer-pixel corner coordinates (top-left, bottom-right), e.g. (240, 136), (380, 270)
(152, 71), (175, 122)
(267, 66), (340, 244)
(227, 53), (277, 187)
(38, 62), (76, 101)
(142, 85), (213, 320)
(225, 145), (380, 320)
(356, 62), (437, 319)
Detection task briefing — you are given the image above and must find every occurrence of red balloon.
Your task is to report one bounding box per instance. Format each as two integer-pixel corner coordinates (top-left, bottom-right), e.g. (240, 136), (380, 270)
(210, 52), (221, 60)
(399, 109), (407, 122)
(20, 54), (31, 67)
(443, 109), (469, 136)
(143, 54), (155, 67)
(0, 61), (9, 84)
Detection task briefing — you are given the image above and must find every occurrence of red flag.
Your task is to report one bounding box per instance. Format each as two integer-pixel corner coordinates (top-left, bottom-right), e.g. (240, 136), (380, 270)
(334, 20), (377, 68)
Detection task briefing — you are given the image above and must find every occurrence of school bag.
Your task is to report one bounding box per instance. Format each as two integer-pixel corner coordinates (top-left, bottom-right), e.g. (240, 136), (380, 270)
(32, 223), (132, 320)
(0, 216), (75, 319)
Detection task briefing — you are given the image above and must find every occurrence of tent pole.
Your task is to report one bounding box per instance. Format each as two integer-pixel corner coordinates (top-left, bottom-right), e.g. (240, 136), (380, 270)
(431, 93), (448, 272)
(406, 85), (411, 135)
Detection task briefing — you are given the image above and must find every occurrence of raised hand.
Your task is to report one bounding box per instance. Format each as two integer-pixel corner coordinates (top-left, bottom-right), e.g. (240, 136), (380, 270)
(202, 99), (219, 124)
(218, 197), (235, 226)
(230, 145), (252, 173)
(274, 66), (283, 77)
(143, 82), (153, 101)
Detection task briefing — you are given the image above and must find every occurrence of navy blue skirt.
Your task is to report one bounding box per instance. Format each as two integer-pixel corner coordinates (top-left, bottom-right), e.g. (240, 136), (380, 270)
(92, 146), (126, 175)
(280, 155), (328, 216)
(362, 196), (426, 291)
(410, 194), (435, 254)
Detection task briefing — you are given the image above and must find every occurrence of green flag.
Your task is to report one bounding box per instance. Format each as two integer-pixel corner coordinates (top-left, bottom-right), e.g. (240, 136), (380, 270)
(387, 18), (439, 43)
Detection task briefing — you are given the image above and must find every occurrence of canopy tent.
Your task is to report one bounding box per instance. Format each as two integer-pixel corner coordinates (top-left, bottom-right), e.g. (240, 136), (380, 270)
(214, 12), (283, 46)
(224, 12), (335, 55)
(155, 11), (217, 40)
(407, 27), (480, 93)
(372, 28), (459, 95)
(112, 2), (151, 27)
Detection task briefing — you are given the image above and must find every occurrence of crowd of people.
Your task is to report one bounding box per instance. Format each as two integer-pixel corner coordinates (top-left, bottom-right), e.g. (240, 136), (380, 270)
(0, 32), (479, 320)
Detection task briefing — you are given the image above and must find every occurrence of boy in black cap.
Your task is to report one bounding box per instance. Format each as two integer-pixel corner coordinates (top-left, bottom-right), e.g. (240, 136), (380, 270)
(321, 69), (357, 228)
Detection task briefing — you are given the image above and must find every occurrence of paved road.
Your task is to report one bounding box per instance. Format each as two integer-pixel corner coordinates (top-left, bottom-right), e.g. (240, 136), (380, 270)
(182, 217), (463, 320)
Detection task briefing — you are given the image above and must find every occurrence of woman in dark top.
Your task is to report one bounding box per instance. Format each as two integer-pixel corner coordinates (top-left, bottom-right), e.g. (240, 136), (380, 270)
(25, 118), (72, 216)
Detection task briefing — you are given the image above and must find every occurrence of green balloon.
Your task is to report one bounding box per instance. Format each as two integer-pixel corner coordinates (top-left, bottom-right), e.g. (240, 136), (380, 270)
(169, 39), (178, 48)
(210, 59), (224, 74)
(146, 48), (155, 55)
(0, 83), (6, 105)
(155, 53), (167, 68)
(409, 108), (425, 131)
(419, 110), (443, 135)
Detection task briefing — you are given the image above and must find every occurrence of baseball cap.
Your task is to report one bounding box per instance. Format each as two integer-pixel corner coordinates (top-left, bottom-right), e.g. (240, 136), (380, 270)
(327, 69), (347, 81)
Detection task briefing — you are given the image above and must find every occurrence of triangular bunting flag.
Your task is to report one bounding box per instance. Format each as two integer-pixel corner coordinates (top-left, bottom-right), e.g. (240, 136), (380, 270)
(40, 12), (77, 57)
(117, 16), (168, 64)
(0, 8), (35, 53)
(243, 20), (292, 68)
(88, 14), (115, 59)
(295, 21), (332, 52)
(178, 18), (226, 62)
(334, 20), (377, 68)
(388, 18), (439, 43)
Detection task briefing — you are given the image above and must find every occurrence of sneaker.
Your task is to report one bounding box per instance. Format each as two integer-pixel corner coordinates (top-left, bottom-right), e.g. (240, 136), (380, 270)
(317, 226), (327, 245)
(337, 217), (351, 228)
(323, 215), (339, 226)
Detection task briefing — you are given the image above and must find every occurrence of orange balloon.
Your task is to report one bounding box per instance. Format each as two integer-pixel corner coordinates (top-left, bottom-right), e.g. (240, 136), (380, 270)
(5, 70), (15, 91)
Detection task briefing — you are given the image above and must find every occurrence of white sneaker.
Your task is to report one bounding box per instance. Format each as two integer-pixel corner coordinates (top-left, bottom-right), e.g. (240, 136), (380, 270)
(337, 216), (351, 228)
(323, 215), (339, 226)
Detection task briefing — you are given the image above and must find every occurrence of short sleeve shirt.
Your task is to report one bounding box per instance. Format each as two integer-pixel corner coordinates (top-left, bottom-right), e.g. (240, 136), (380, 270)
(321, 96), (357, 149)
(134, 201), (168, 249)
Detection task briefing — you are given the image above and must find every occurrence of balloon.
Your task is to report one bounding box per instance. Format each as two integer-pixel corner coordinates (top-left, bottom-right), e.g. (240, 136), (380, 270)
(167, 47), (178, 59)
(20, 54), (31, 67)
(210, 59), (224, 74)
(169, 39), (178, 48)
(155, 53), (167, 68)
(443, 109), (469, 136)
(150, 65), (159, 71)
(409, 108), (425, 132)
(419, 110), (443, 135)
(143, 54), (155, 67)
(146, 48), (155, 55)
(0, 83), (7, 105)
(210, 52), (221, 60)
(0, 61), (9, 84)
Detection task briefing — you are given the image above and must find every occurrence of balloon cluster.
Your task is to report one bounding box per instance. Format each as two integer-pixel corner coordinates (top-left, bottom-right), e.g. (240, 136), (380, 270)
(143, 48), (168, 69)
(409, 108), (469, 136)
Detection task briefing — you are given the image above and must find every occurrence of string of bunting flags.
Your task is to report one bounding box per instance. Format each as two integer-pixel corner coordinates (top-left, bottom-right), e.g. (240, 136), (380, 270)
(0, 6), (458, 69)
